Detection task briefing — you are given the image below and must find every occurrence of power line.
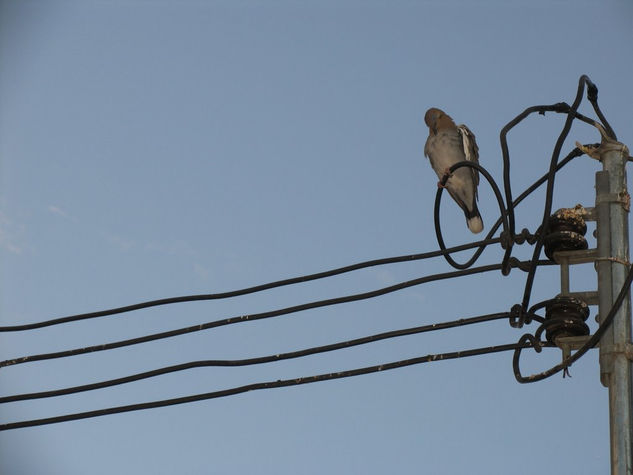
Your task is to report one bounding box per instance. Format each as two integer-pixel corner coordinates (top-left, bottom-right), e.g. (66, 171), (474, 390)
(1, 260), (552, 369)
(0, 312), (512, 403)
(0, 237), (500, 332)
(0, 74), (615, 439)
(0, 339), (550, 432)
(0, 142), (586, 334)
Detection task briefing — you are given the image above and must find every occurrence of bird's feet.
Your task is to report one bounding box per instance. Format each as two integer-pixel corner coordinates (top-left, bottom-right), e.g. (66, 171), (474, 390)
(437, 168), (451, 188)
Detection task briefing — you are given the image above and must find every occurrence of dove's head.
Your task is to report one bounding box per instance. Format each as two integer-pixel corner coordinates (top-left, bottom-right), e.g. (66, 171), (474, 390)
(424, 108), (456, 134)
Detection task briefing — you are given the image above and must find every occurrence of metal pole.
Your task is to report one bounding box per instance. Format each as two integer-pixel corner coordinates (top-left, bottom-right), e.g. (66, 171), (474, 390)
(596, 144), (633, 475)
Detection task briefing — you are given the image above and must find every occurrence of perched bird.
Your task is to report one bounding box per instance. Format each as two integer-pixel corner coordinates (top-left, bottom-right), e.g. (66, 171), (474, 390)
(424, 107), (483, 233)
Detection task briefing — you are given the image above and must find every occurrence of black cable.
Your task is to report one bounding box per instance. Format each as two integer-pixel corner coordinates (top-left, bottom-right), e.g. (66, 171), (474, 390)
(0, 312), (510, 403)
(584, 78), (617, 140)
(434, 161), (509, 270)
(513, 257), (633, 383)
(507, 147), (585, 214)
(496, 75), (609, 285)
(0, 238), (501, 332)
(500, 102), (569, 262)
(500, 99), (607, 248)
(0, 339), (549, 431)
(0, 118), (596, 334)
(434, 146), (584, 271)
(1, 260), (550, 369)
(518, 75), (597, 324)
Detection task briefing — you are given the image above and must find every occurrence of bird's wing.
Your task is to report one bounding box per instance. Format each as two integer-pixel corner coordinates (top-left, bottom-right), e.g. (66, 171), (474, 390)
(423, 136), (432, 159)
(457, 124), (480, 190)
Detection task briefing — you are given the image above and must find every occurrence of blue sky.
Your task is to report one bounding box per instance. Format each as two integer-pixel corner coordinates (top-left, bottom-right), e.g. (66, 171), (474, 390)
(1, 1), (632, 473)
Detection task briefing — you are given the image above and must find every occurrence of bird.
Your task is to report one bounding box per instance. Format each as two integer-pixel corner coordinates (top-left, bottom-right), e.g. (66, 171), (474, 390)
(423, 107), (483, 233)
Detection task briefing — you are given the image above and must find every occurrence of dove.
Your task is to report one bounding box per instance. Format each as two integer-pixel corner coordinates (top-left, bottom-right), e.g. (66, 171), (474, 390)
(424, 107), (483, 233)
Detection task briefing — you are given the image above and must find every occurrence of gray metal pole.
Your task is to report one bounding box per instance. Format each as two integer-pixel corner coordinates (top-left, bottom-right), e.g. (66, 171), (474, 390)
(596, 144), (633, 475)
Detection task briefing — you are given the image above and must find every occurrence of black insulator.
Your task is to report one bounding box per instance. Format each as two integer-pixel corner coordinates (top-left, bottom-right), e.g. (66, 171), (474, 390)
(543, 296), (590, 344)
(543, 207), (588, 260)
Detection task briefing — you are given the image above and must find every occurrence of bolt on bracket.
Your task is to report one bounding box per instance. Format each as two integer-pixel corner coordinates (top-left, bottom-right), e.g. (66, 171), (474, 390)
(555, 334), (597, 361)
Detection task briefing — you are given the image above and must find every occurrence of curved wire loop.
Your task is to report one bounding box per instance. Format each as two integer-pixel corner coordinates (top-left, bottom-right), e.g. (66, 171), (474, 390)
(513, 261), (633, 383)
(516, 75), (610, 321)
(433, 161), (510, 270)
(433, 89), (595, 275)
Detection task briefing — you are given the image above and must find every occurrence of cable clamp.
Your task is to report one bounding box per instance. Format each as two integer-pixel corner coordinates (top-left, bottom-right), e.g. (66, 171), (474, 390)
(575, 138), (629, 162)
(509, 304), (525, 328)
(595, 191), (630, 212)
(594, 256), (631, 268)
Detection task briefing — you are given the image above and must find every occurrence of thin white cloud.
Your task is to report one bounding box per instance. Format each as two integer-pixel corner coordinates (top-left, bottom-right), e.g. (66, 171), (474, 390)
(47, 205), (73, 220)
(0, 235), (22, 254)
(0, 211), (23, 254)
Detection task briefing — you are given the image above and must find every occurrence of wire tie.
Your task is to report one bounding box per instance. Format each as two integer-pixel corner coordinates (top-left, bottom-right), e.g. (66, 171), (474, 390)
(594, 256), (631, 268)
(596, 191), (630, 212)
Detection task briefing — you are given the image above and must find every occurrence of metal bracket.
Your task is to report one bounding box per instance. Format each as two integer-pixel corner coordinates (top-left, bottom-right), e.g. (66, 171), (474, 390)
(582, 206), (597, 222)
(555, 334), (596, 361)
(553, 248), (630, 304)
(554, 248), (599, 304)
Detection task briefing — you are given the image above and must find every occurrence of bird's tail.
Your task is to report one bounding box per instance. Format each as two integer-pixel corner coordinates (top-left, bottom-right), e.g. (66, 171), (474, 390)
(465, 204), (484, 234)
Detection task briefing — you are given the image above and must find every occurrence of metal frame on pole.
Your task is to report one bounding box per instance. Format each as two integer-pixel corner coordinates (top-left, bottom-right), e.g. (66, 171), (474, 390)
(595, 140), (633, 475)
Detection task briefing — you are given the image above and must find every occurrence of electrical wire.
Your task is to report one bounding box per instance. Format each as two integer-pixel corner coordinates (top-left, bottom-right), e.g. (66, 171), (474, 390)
(434, 145), (586, 271)
(0, 142), (592, 334)
(500, 97), (607, 247)
(495, 76), (609, 289)
(0, 237), (501, 332)
(501, 103), (572, 241)
(517, 75), (599, 324)
(0, 259), (552, 369)
(1, 111), (596, 334)
(0, 339), (551, 431)
(434, 160), (509, 271)
(513, 258), (633, 383)
(0, 74), (614, 430)
(0, 312), (511, 403)
(584, 80), (617, 140)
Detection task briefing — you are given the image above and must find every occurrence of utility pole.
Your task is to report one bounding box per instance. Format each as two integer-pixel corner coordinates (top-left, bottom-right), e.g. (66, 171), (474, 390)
(595, 138), (633, 475)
